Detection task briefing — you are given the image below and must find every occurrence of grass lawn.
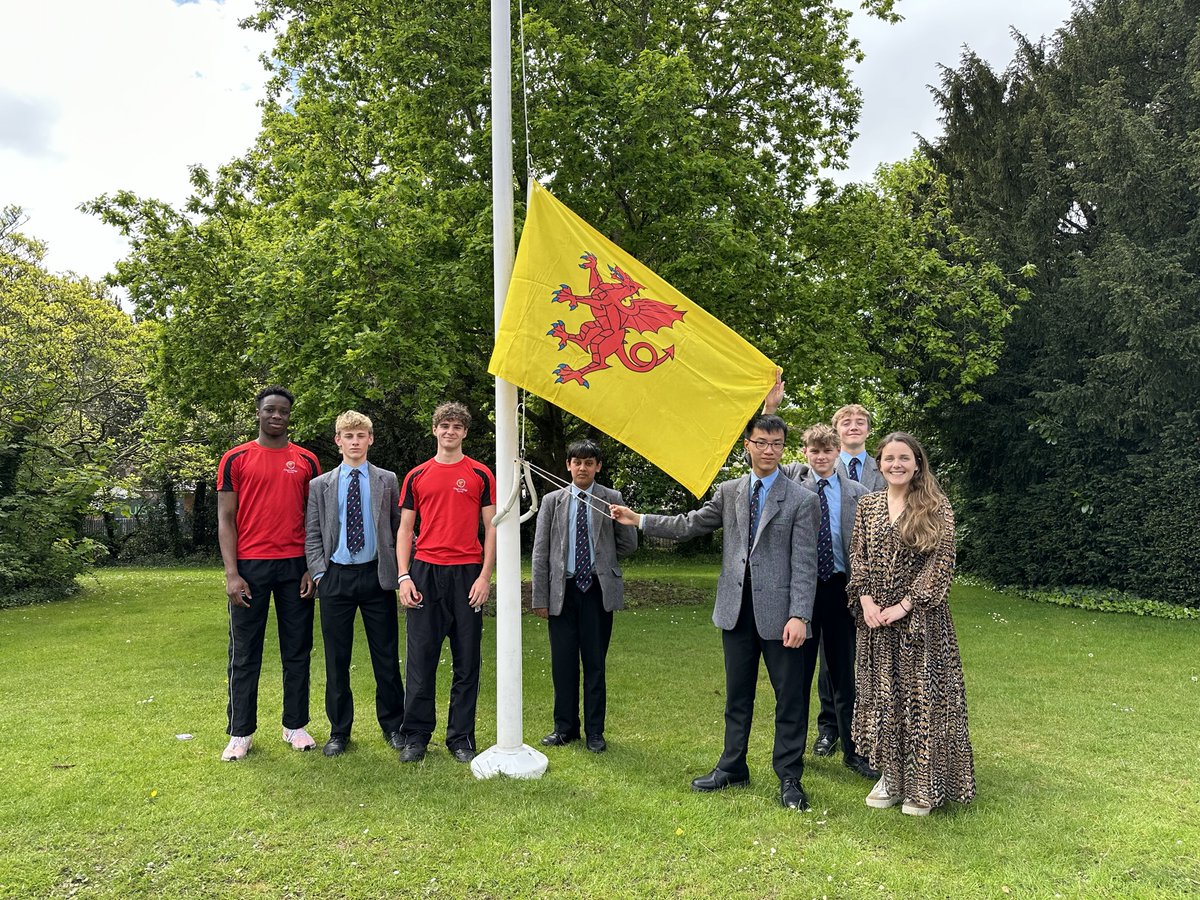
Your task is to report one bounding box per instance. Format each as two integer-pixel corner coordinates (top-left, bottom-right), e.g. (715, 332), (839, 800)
(0, 561), (1197, 899)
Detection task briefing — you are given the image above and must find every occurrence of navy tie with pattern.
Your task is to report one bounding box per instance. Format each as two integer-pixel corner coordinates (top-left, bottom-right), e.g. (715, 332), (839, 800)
(346, 468), (365, 555)
(574, 492), (593, 592)
(816, 478), (835, 580)
(848, 457), (860, 482)
(748, 479), (762, 550)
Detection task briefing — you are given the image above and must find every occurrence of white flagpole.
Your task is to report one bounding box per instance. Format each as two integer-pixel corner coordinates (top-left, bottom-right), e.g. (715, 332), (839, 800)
(471, 0), (547, 780)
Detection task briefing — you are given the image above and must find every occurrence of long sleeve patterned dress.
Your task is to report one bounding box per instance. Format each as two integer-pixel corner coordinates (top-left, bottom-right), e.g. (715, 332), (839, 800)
(846, 493), (976, 808)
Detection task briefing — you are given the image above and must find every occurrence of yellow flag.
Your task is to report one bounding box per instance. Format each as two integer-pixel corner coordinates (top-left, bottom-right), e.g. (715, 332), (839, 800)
(488, 181), (777, 497)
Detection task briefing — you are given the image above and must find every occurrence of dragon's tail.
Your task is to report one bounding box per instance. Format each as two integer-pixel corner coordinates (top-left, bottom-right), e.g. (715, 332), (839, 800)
(618, 342), (675, 373)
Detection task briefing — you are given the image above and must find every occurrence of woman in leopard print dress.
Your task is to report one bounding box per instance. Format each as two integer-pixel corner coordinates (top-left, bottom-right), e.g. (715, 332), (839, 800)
(846, 432), (975, 815)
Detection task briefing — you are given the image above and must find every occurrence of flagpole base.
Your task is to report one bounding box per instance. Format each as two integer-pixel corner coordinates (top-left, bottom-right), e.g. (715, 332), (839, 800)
(470, 744), (548, 780)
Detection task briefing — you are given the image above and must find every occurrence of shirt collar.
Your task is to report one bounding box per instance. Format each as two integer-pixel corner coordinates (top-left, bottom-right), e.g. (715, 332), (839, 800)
(752, 469), (780, 492)
(339, 461), (368, 476)
(839, 450), (867, 466)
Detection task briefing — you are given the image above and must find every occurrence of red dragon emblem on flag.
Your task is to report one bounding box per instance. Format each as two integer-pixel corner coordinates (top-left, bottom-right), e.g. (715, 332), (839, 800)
(547, 252), (686, 388)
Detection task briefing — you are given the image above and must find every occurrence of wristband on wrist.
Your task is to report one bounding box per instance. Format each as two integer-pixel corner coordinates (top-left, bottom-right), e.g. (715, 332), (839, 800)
(398, 573), (412, 584)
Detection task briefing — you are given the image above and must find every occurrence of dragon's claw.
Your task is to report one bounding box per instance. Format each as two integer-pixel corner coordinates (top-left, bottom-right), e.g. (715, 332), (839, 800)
(551, 364), (589, 387)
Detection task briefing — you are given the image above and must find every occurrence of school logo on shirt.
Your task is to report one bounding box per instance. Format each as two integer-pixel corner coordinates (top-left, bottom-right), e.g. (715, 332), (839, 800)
(285, 460), (298, 474)
(454, 478), (468, 494)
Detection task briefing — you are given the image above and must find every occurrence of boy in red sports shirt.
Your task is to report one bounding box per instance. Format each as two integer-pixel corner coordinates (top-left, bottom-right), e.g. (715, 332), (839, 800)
(395, 402), (496, 763)
(217, 386), (321, 761)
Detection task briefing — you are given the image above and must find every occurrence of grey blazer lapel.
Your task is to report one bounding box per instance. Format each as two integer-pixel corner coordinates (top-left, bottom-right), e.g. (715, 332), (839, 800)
(368, 463), (386, 527)
(755, 478), (787, 546)
(864, 456), (883, 489)
(362, 465), (386, 542)
(555, 489), (572, 561)
(586, 487), (604, 551)
(737, 477), (755, 552)
(321, 472), (339, 553)
(837, 476), (856, 558)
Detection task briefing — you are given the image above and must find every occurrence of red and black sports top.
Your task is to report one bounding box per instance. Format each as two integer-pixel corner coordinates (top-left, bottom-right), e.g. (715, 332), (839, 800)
(400, 456), (496, 565)
(217, 441), (321, 559)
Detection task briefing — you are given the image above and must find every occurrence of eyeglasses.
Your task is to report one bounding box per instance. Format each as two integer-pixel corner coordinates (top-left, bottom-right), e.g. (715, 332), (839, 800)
(746, 439), (785, 451)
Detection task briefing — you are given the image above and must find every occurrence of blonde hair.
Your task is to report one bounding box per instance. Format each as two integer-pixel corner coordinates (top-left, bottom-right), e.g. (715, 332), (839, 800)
(801, 423), (839, 450)
(335, 410), (373, 434)
(832, 403), (873, 429)
(875, 432), (947, 554)
(432, 401), (471, 430)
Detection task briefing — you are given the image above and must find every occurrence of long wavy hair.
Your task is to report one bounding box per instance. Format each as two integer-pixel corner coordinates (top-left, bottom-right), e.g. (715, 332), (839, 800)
(875, 432), (947, 554)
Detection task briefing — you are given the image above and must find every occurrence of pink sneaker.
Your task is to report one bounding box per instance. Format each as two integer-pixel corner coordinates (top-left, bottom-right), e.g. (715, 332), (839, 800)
(282, 727), (316, 751)
(221, 735), (253, 761)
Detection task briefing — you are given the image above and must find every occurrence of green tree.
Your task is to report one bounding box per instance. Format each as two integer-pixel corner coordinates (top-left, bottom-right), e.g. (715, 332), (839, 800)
(91, 0), (907, 483)
(924, 0), (1200, 604)
(0, 207), (148, 603)
(93, 0), (1016, 511)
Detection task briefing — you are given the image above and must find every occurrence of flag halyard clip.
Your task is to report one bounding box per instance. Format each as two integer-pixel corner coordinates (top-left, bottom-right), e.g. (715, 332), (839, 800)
(492, 458), (540, 527)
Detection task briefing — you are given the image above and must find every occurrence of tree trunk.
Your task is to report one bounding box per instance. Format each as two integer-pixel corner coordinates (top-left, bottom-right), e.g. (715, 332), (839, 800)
(191, 478), (209, 550)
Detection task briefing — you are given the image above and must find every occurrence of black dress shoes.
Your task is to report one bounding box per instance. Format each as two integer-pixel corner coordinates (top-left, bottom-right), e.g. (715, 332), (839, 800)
(690, 768), (750, 792)
(399, 743), (427, 763)
(540, 731), (578, 747)
(844, 752), (880, 780)
(585, 734), (607, 753)
(780, 777), (810, 810)
(323, 735), (348, 757)
(813, 731), (838, 757)
(450, 746), (477, 763)
(385, 730), (404, 751)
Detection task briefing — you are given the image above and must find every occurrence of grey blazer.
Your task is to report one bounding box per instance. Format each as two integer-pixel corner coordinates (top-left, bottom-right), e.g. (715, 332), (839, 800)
(531, 482), (638, 615)
(799, 471), (869, 578)
(305, 462), (402, 590)
(836, 455), (885, 492)
(642, 473), (820, 640)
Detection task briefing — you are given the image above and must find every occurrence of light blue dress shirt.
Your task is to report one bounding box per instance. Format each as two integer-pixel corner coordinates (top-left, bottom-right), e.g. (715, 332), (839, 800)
(839, 449), (868, 480)
(814, 472), (846, 575)
(331, 462), (377, 565)
(566, 483), (595, 577)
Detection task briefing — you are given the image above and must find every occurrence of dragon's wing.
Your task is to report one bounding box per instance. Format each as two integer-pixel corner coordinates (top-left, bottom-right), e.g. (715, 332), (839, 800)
(625, 297), (685, 334)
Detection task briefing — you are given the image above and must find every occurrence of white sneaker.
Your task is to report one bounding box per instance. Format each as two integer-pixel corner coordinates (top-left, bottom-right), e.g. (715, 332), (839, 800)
(221, 735), (253, 761)
(865, 776), (902, 809)
(902, 799), (933, 816)
(282, 726), (316, 751)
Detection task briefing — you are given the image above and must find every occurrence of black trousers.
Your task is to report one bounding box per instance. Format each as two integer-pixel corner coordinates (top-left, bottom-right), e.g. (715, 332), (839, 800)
(548, 575), (614, 738)
(401, 559), (483, 751)
(816, 658), (836, 735)
(717, 576), (810, 781)
(318, 561), (405, 739)
(226, 556), (313, 736)
(806, 572), (858, 756)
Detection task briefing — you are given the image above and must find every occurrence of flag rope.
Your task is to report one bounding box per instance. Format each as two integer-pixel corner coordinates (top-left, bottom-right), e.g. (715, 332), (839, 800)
(517, 0), (533, 184)
(521, 460), (618, 518)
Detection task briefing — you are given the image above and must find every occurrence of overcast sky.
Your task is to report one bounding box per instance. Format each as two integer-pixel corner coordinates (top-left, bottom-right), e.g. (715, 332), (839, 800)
(0, 0), (1075, 281)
